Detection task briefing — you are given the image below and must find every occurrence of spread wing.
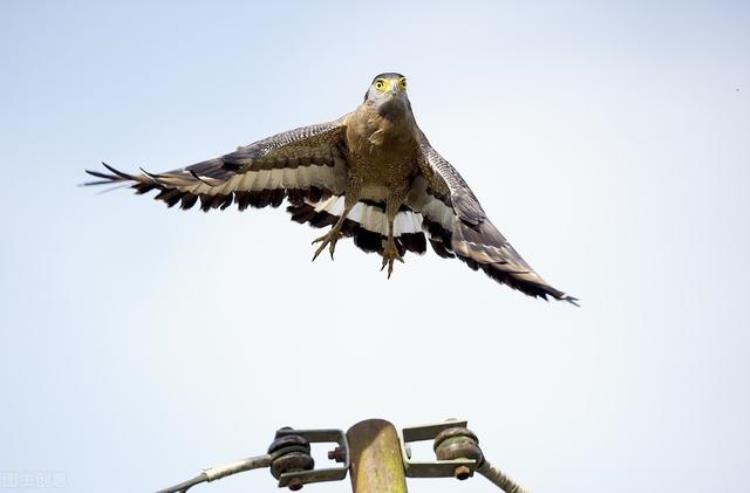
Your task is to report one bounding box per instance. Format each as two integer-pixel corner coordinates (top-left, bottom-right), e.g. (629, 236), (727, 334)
(85, 114), (430, 257)
(407, 129), (577, 304)
(84, 116), (350, 212)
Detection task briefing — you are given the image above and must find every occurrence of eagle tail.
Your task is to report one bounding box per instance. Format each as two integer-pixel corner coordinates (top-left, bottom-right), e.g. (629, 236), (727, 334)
(288, 196), (427, 256)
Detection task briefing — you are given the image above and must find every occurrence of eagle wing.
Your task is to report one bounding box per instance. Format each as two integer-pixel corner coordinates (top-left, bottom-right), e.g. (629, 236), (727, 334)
(84, 116), (350, 211)
(84, 116), (427, 256)
(407, 129), (577, 303)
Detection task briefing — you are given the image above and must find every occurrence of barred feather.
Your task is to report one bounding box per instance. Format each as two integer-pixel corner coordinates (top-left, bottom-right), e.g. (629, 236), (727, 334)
(288, 196), (427, 256)
(412, 133), (578, 304)
(83, 118), (348, 213)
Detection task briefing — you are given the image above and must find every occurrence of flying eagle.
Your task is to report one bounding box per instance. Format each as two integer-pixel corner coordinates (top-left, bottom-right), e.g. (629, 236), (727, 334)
(85, 73), (576, 304)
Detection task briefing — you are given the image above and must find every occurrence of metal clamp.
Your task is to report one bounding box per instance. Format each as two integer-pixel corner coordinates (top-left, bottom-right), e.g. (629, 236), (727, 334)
(399, 419), (480, 480)
(400, 419), (530, 493)
(270, 427), (350, 490)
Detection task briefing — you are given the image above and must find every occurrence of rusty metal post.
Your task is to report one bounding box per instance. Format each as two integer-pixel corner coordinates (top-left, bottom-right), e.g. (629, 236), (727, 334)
(347, 419), (408, 493)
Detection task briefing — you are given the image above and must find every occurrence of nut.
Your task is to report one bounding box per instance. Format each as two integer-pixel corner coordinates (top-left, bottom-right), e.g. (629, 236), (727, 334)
(287, 478), (303, 491)
(454, 465), (472, 480)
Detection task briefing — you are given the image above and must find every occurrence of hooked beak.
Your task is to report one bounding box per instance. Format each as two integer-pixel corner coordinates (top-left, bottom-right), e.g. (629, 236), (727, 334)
(377, 88), (409, 119)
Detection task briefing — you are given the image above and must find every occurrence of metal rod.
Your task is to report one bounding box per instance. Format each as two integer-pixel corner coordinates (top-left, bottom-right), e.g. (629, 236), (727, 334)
(347, 419), (408, 493)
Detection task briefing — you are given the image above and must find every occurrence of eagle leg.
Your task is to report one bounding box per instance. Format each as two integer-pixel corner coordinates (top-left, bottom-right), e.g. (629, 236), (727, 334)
(380, 188), (407, 278)
(312, 189), (360, 262)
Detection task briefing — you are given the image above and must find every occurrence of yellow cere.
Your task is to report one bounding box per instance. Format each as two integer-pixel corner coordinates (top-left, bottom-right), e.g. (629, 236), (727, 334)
(374, 78), (407, 92)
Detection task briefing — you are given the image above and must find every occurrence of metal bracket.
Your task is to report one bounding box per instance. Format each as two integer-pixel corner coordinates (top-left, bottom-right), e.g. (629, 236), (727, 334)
(274, 428), (350, 488)
(399, 420), (478, 478)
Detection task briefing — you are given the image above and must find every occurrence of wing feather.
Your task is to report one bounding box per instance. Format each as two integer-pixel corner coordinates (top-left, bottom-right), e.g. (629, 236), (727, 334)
(411, 130), (577, 304)
(83, 116), (350, 212)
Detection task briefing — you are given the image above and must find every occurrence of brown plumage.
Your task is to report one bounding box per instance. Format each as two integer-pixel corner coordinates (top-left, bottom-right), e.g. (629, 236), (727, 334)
(84, 73), (577, 304)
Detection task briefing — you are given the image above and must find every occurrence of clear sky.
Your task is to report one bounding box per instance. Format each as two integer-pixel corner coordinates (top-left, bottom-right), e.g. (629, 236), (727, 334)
(1, 1), (749, 492)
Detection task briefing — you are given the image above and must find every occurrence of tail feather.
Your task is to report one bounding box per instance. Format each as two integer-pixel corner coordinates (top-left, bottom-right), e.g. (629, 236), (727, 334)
(288, 196), (427, 256)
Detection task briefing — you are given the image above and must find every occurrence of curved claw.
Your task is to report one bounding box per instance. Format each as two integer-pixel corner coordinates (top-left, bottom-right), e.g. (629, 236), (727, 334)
(380, 257), (395, 279)
(311, 229), (342, 261)
(380, 242), (404, 279)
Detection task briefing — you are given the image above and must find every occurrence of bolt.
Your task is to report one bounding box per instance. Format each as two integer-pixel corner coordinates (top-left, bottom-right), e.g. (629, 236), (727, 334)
(288, 478), (303, 491)
(454, 465), (472, 481)
(327, 446), (346, 463)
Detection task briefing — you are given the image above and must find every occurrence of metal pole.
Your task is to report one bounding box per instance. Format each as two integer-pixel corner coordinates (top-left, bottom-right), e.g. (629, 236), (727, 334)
(347, 419), (408, 493)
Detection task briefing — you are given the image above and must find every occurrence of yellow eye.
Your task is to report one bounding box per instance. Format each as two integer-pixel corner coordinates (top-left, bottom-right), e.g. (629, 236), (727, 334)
(374, 79), (386, 92)
(398, 78), (407, 90)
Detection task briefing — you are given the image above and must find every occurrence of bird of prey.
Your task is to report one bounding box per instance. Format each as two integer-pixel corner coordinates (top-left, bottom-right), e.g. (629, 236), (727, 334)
(85, 73), (576, 303)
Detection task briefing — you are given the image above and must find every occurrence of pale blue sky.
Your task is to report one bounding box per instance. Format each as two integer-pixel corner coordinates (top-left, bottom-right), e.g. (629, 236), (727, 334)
(1, 1), (749, 492)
